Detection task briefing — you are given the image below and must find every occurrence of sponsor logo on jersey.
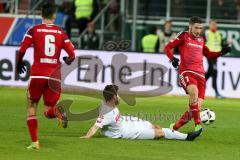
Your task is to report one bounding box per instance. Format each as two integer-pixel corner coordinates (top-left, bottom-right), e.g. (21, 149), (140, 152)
(37, 29), (62, 34)
(115, 113), (121, 122)
(187, 42), (203, 49)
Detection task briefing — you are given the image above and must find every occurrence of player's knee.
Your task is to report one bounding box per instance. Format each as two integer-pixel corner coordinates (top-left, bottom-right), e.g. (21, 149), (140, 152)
(152, 125), (162, 129)
(187, 85), (198, 97)
(27, 98), (38, 108)
(154, 129), (165, 139)
(27, 105), (37, 117)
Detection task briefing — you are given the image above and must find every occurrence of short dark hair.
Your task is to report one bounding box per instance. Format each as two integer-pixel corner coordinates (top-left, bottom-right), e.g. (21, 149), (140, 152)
(103, 85), (119, 102)
(41, 1), (57, 19)
(149, 26), (157, 34)
(189, 16), (202, 25)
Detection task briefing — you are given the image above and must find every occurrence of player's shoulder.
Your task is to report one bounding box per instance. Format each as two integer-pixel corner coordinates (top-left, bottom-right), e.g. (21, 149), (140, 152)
(26, 24), (41, 32)
(49, 24), (66, 33)
(25, 24), (43, 35)
(175, 31), (188, 39)
(99, 102), (114, 116)
(50, 24), (68, 37)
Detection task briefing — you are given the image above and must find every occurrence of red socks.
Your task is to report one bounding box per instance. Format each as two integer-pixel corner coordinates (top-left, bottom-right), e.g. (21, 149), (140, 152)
(44, 107), (57, 119)
(173, 111), (192, 130)
(27, 115), (38, 142)
(189, 103), (201, 125)
(173, 103), (201, 130)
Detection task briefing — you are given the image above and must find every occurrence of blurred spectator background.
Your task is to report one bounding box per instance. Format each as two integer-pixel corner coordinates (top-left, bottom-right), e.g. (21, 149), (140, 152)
(1, 0), (240, 56)
(157, 20), (176, 52)
(80, 21), (100, 50)
(141, 26), (159, 53)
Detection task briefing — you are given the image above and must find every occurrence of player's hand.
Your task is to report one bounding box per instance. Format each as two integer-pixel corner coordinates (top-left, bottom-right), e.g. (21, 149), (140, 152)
(63, 56), (73, 65)
(16, 61), (27, 74)
(221, 46), (231, 56)
(171, 57), (179, 69)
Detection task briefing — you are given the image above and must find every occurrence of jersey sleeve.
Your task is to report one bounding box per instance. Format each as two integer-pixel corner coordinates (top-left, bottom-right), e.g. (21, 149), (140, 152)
(18, 27), (34, 62)
(94, 114), (112, 128)
(164, 31), (185, 61)
(62, 32), (75, 61)
(203, 44), (221, 60)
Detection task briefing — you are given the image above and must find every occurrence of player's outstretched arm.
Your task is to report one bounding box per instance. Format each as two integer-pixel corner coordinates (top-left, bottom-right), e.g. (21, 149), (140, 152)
(203, 44), (231, 59)
(80, 125), (99, 139)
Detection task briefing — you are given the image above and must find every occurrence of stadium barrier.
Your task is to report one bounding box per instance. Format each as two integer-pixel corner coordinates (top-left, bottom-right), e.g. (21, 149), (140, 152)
(0, 45), (239, 98)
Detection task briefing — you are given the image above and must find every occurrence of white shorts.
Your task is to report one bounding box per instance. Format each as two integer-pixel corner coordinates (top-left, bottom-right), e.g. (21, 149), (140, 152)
(136, 121), (155, 140)
(121, 118), (155, 140)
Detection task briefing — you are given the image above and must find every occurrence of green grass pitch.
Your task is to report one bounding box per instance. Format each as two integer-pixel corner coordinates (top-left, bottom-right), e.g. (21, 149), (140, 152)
(0, 87), (239, 160)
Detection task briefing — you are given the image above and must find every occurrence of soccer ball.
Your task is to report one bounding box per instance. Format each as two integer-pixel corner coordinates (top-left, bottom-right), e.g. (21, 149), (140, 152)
(200, 109), (216, 125)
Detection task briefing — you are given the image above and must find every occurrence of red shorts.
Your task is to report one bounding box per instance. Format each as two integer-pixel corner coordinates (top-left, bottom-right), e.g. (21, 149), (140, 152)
(179, 71), (206, 99)
(27, 78), (61, 106)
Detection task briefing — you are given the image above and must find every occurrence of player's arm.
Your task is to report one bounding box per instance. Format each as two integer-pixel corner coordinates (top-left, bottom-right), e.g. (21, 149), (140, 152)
(80, 114), (111, 139)
(62, 32), (76, 65)
(16, 27), (34, 74)
(164, 32), (184, 68)
(203, 44), (231, 60)
(80, 115), (103, 139)
(80, 125), (99, 139)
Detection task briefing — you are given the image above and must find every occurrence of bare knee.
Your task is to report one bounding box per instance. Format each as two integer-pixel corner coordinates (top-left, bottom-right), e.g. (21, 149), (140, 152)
(152, 125), (162, 129)
(198, 98), (204, 110)
(154, 129), (165, 139)
(27, 98), (38, 116)
(187, 85), (198, 104)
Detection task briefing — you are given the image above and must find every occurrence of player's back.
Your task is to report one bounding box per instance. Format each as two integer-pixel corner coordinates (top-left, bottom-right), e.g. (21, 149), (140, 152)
(28, 24), (69, 78)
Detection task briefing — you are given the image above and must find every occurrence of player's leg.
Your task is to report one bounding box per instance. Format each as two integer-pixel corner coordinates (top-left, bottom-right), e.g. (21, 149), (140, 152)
(194, 76), (207, 131)
(187, 84), (202, 130)
(136, 122), (189, 140)
(43, 80), (68, 128)
(198, 98), (204, 110)
(43, 79), (60, 119)
(26, 78), (45, 149)
(171, 109), (192, 130)
(26, 99), (40, 149)
(171, 74), (197, 130)
(154, 128), (202, 141)
(211, 60), (223, 98)
(152, 124), (162, 129)
(43, 86), (60, 119)
(205, 59), (214, 80)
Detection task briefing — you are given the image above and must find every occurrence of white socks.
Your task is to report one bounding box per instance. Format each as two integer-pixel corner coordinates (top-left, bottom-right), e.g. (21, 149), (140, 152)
(162, 128), (187, 140)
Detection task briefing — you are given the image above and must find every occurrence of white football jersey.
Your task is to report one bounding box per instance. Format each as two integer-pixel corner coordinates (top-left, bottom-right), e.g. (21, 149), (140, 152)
(94, 102), (122, 138)
(94, 101), (154, 139)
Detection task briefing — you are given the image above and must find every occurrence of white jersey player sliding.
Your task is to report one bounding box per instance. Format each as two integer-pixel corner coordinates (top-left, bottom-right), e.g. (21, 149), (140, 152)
(80, 84), (202, 141)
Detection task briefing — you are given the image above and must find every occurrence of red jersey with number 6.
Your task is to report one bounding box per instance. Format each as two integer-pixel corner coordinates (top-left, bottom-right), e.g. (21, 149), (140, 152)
(18, 23), (75, 79)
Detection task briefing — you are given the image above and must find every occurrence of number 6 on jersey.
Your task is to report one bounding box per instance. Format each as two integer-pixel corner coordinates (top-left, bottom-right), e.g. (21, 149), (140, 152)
(45, 35), (55, 56)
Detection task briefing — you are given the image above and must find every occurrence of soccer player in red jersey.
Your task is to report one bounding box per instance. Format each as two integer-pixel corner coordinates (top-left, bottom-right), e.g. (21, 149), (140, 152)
(16, 2), (75, 149)
(164, 17), (231, 131)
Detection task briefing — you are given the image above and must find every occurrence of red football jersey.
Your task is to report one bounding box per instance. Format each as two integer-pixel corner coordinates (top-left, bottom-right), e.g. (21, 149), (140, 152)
(18, 23), (75, 79)
(164, 31), (221, 76)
